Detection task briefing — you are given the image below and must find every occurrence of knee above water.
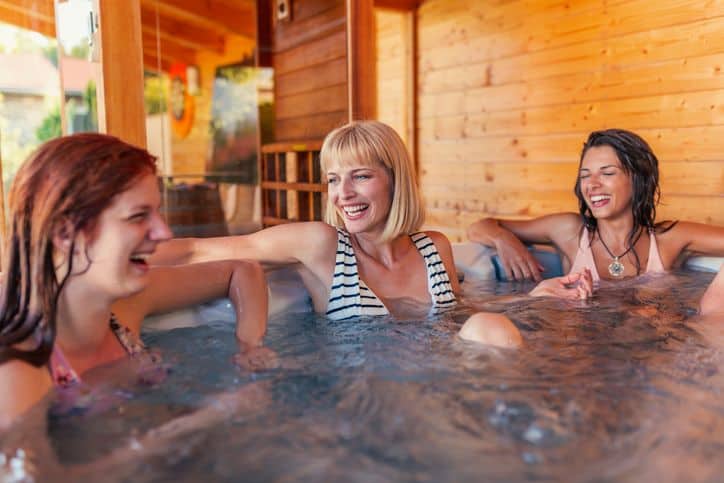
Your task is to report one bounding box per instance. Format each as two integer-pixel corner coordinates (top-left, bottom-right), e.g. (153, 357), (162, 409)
(458, 312), (523, 349)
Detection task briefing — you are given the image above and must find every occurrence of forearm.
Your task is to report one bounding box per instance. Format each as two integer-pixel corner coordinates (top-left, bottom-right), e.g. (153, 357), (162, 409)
(150, 238), (198, 266)
(467, 218), (509, 247)
(228, 261), (269, 347)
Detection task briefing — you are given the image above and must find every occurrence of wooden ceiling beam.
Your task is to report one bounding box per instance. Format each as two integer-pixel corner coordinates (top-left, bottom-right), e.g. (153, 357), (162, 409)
(373, 0), (419, 11)
(143, 50), (173, 73)
(0, 0), (55, 37)
(140, 3), (225, 53)
(141, 30), (197, 64)
(141, 0), (254, 39)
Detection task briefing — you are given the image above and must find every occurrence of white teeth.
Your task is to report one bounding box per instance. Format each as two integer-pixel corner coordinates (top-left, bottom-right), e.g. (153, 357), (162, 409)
(130, 253), (150, 262)
(590, 195), (610, 202)
(342, 204), (367, 215)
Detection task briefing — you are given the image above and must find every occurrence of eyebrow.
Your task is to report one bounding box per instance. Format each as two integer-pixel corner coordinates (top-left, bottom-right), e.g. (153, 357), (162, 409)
(326, 167), (374, 175)
(128, 203), (155, 212)
(579, 164), (620, 172)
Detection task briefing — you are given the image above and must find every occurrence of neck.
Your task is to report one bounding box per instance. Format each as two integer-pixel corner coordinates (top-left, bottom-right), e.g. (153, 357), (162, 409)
(350, 231), (406, 267)
(596, 216), (637, 252)
(54, 278), (114, 358)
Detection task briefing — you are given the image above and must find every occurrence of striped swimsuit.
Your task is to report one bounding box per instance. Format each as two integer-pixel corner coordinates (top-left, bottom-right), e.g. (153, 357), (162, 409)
(325, 229), (457, 320)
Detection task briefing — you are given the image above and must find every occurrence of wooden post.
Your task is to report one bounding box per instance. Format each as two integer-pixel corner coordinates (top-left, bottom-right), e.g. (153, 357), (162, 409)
(403, 9), (417, 179)
(95, 0), (147, 147)
(346, 0), (376, 121)
(0, 129), (5, 269)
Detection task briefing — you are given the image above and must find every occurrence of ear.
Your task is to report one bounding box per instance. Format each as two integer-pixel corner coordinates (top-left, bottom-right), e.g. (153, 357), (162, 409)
(51, 220), (77, 254)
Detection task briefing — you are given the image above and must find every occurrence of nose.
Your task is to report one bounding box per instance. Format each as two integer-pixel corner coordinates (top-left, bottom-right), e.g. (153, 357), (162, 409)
(583, 173), (602, 190)
(149, 212), (173, 242)
(337, 176), (355, 199)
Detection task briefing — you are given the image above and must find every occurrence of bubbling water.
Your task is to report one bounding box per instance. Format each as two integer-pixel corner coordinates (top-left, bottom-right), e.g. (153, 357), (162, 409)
(2, 270), (722, 482)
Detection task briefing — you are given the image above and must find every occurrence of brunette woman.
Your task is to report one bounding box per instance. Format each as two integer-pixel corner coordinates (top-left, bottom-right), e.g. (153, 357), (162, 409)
(468, 129), (724, 283)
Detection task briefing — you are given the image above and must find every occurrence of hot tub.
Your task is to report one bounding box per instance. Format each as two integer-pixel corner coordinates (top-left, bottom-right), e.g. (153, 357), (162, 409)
(1, 246), (722, 482)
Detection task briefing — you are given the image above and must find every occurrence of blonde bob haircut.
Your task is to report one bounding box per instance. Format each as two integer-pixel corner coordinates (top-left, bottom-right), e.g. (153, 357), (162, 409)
(320, 121), (424, 242)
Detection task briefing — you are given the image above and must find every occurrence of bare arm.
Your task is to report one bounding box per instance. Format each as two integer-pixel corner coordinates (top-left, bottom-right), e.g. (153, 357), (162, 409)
(149, 221), (336, 267)
(0, 361), (52, 428)
(113, 260), (268, 348)
(662, 222), (724, 260)
(700, 264), (724, 316)
(467, 213), (580, 281)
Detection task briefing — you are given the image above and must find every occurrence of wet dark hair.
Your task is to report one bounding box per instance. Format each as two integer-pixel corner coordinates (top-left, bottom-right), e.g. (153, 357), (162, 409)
(0, 133), (157, 367)
(574, 128), (675, 274)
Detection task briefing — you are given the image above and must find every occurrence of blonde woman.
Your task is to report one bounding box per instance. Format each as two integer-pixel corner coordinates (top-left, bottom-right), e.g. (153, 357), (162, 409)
(153, 121), (590, 347)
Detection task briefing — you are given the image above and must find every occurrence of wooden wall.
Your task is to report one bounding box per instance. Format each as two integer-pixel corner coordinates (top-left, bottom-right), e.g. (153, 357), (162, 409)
(272, 0), (349, 141)
(410, 0), (724, 241)
(375, 8), (413, 149)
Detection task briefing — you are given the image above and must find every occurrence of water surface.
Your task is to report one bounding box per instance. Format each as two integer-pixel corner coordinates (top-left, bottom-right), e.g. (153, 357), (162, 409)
(2, 271), (723, 482)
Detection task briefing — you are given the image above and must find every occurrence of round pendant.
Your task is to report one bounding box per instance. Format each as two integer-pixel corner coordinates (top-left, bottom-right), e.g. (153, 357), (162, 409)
(608, 258), (625, 277)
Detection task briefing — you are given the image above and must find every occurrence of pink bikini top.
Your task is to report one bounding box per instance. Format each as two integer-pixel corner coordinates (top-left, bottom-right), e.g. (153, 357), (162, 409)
(48, 314), (146, 387)
(569, 229), (665, 282)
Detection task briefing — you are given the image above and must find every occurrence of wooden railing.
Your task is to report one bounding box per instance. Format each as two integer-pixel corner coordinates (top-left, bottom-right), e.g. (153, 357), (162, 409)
(260, 140), (326, 226)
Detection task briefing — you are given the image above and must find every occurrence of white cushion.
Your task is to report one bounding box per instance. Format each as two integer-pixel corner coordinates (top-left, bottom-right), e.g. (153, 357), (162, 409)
(685, 256), (724, 273)
(451, 242), (497, 281)
(144, 266), (312, 331)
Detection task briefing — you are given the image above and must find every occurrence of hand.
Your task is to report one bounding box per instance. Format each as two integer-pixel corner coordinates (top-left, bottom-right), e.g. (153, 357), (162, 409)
(233, 342), (279, 371)
(494, 231), (545, 282)
(529, 269), (593, 300)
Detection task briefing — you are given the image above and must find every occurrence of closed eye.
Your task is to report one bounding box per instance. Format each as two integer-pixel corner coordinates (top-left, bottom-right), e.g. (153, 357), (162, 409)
(128, 211), (149, 222)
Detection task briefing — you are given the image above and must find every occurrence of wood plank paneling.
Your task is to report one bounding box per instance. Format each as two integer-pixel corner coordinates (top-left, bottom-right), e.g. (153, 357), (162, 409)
(272, 0), (348, 141)
(276, 83), (347, 119)
(376, 7), (416, 160)
(275, 57), (347, 97)
(275, 111), (348, 141)
(417, 0), (724, 238)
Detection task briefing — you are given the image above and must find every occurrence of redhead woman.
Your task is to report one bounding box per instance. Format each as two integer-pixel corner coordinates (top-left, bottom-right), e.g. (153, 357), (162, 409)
(152, 121), (591, 348)
(468, 129), (724, 283)
(0, 134), (268, 427)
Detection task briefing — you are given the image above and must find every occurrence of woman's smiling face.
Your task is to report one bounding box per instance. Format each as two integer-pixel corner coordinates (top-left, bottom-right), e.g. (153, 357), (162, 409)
(578, 145), (634, 221)
(326, 160), (393, 237)
(70, 174), (172, 299)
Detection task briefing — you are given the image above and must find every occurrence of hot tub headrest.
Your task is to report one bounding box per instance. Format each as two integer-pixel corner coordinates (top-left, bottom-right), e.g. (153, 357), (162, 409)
(451, 242), (724, 281)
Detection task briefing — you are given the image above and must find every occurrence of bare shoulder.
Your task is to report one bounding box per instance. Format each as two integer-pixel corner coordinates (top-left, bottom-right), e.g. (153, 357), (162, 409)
(299, 221), (340, 243)
(546, 213), (583, 245)
(275, 222), (339, 281)
(421, 230), (453, 250)
(547, 212), (582, 232)
(289, 222), (339, 258)
(0, 360), (52, 427)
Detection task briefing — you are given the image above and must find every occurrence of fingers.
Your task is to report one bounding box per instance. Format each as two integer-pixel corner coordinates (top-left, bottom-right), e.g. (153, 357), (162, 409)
(503, 262), (515, 282)
(578, 268), (593, 298)
(526, 259), (543, 282)
(511, 264), (525, 281)
(504, 258), (540, 281)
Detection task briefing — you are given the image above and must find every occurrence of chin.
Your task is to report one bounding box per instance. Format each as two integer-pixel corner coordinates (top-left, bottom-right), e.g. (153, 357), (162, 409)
(343, 220), (367, 233)
(121, 276), (150, 298)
